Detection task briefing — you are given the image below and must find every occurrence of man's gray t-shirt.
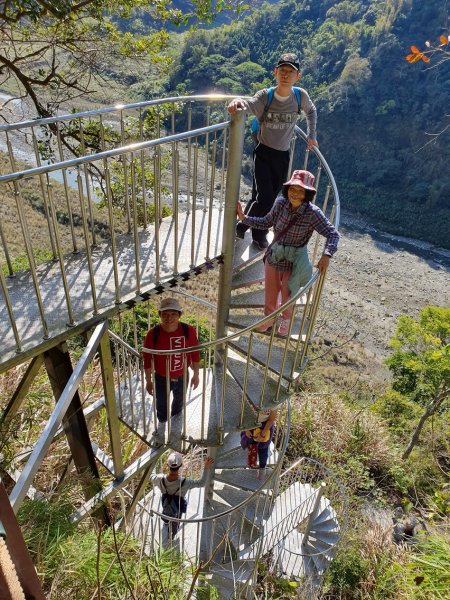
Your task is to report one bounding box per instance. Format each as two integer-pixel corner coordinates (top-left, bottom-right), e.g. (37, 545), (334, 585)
(241, 88), (317, 151)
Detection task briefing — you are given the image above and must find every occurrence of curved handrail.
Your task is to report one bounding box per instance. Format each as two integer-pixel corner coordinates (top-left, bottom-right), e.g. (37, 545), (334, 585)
(0, 121), (230, 184)
(140, 270), (320, 357)
(293, 126), (340, 228)
(129, 401), (291, 526)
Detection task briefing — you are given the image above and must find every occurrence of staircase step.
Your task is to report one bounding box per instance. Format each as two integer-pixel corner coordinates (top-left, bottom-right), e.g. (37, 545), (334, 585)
(302, 536), (335, 555)
(216, 431), (243, 457)
(231, 259), (265, 290)
(229, 336), (306, 382)
(310, 505), (338, 528)
(226, 356), (289, 409)
(213, 365), (264, 432)
(215, 444), (278, 469)
(277, 531), (326, 580)
(227, 313), (309, 343)
(308, 528), (340, 543)
(215, 467), (273, 493)
(208, 558), (255, 583)
(204, 571), (249, 599)
(212, 487), (273, 526)
(211, 512), (261, 554)
(212, 484), (252, 509)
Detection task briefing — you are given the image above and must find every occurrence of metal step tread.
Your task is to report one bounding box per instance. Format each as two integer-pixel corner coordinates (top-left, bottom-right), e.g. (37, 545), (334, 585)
(226, 356), (289, 409)
(215, 444), (278, 469)
(226, 313), (309, 343)
(208, 559), (255, 583)
(215, 467), (274, 492)
(229, 336), (305, 382)
(230, 288), (310, 309)
(231, 259), (265, 289)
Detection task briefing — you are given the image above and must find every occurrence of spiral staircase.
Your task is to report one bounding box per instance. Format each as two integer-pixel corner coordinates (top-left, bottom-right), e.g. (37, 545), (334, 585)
(0, 96), (345, 598)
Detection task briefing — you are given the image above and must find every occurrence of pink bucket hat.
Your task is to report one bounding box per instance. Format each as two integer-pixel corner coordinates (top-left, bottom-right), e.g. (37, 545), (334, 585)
(283, 170), (316, 192)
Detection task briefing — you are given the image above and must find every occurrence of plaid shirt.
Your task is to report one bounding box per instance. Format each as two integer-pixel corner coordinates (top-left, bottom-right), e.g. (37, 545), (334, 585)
(243, 196), (340, 272)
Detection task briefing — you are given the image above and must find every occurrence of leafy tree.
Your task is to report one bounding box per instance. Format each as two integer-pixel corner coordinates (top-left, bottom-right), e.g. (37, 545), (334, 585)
(0, 0), (246, 120)
(385, 306), (450, 460)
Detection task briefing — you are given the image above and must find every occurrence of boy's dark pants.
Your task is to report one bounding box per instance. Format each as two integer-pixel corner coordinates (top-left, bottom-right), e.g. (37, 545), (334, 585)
(237, 143), (290, 243)
(155, 373), (186, 422)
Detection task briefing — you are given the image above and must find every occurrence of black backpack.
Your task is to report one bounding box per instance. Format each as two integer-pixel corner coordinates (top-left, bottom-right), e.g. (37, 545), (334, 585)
(161, 478), (188, 521)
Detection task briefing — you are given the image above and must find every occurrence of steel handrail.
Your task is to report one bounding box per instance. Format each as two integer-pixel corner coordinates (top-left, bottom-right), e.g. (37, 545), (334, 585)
(0, 122), (229, 184)
(140, 271), (320, 357)
(0, 94), (242, 133)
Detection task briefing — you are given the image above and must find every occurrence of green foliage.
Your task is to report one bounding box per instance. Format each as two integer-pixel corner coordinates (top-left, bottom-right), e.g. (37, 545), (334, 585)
(385, 306), (450, 405)
(1, 248), (54, 276)
(371, 389), (422, 435)
(19, 495), (196, 598)
(168, 0), (450, 248)
(289, 393), (407, 497)
(18, 497), (77, 565)
(384, 534), (450, 599)
(324, 539), (370, 598)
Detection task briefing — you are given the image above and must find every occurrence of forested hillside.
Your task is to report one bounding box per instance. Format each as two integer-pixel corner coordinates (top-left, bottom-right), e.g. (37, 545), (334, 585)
(166, 0), (450, 248)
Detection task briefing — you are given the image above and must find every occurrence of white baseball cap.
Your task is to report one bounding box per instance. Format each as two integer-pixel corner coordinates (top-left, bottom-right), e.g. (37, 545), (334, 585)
(167, 452), (183, 469)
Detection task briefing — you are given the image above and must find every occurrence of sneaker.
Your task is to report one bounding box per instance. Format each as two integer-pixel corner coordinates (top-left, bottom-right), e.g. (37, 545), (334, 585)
(256, 468), (267, 480)
(277, 318), (290, 337)
(252, 238), (269, 250)
(150, 423), (165, 448)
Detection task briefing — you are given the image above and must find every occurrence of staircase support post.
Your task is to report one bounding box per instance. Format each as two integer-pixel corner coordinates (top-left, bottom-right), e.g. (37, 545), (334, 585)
(302, 482), (326, 549)
(214, 109), (245, 348)
(98, 330), (124, 480)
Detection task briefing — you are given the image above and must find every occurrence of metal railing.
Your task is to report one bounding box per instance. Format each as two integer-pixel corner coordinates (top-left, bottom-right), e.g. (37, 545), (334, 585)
(1, 95), (342, 594)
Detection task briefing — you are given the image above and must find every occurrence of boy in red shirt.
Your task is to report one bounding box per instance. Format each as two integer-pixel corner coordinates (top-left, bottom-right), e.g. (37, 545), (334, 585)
(143, 298), (200, 446)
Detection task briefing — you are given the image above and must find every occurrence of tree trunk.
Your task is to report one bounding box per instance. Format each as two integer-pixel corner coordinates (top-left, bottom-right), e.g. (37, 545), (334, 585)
(402, 387), (449, 460)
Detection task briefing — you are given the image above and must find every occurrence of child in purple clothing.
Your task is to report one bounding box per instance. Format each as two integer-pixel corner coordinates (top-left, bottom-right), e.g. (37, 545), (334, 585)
(237, 170), (339, 337)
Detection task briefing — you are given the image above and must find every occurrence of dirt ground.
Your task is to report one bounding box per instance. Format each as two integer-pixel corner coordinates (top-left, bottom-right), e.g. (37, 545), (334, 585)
(321, 209), (450, 360)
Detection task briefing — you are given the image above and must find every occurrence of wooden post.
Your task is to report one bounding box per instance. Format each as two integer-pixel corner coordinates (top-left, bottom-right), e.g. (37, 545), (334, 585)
(43, 343), (110, 525)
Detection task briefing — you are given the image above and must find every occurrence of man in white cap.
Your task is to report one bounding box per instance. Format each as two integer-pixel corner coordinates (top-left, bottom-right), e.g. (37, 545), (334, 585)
(143, 297), (200, 446)
(151, 452), (214, 538)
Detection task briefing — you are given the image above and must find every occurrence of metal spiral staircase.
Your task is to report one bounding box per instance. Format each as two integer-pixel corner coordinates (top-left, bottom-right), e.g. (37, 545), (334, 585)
(0, 96), (345, 598)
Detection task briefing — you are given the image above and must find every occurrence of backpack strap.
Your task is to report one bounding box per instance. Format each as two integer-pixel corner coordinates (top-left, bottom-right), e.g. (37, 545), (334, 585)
(152, 324), (160, 346)
(293, 87), (302, 114)
(153, 322), (189, 346)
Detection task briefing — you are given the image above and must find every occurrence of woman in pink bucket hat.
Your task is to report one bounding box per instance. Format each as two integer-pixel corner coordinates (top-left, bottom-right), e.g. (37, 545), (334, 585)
(237, 169), (339, 337)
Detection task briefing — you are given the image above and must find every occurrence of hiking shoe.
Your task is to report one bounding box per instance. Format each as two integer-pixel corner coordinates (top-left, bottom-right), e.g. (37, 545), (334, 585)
(277, 318), (290, 337)
(252, 238), (269, 250)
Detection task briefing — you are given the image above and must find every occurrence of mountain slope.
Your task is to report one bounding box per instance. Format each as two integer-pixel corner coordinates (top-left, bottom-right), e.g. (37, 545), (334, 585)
(167, 0), (450, 248)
